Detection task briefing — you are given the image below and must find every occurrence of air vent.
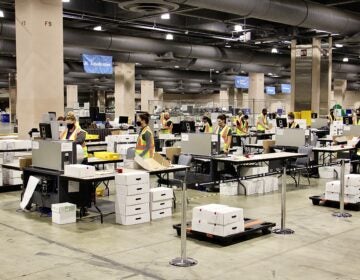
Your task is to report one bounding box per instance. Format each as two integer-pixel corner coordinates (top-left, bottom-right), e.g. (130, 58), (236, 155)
(119, 0), (179, 14)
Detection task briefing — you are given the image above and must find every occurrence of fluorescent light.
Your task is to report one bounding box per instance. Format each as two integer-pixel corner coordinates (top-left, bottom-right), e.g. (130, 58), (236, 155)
(174, 65), (179, 68)
(268, 73), (273, 76)
(254, 41), (261, 45)
(225, 43), (231, 48)
(234, 24), (243, 32)
(0, 10), (4, 18)
(161, 13), (170, 20)
(335, 43), (343, 48)
(166, 33), (174, 40)
(343, 57), (349, 62)
(93, 25), (102, 31)
(135, 63), (142, 66)
(62, 0), (70, 2)
(271, 48), (278, 54)
(215, 70), (220, 74)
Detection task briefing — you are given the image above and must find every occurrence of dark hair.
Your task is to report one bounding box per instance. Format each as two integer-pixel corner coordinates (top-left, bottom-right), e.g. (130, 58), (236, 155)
(243, 115), (249, 120)
(262, 108), (267, 114)
(217, 114), (227, 122)
(139, 112), (150, 124)
(202, 116), (212, 127)
(288, 112), (295, 119)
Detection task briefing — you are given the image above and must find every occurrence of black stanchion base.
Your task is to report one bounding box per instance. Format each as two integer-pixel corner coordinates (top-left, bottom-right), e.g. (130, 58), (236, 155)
(273, 228), (295, 235)
(170, 257), (198, 267)
(332, 212), (352, 218)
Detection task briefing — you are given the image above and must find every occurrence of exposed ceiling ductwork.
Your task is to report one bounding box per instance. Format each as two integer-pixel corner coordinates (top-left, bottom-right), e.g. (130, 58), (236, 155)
(174, 0), (360, 35)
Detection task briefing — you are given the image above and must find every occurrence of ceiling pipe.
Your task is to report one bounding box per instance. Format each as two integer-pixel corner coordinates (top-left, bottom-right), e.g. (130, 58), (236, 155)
(174, 0), (360, 35)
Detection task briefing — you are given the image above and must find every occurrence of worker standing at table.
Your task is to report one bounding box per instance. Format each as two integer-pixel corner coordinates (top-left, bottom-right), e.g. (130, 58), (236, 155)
(235, 114), (249, 135)
(160, 111), (173, 134)
(256, 108), (269, 133)
(200, 116), (213, 133)
(327, 108), (336, 125)
(60, 112), (88, 164)
(215, 114), (232, 154)
(353, 108), (360, 125)
(135, 112), (155, 159)
(287, 112), (300, 128)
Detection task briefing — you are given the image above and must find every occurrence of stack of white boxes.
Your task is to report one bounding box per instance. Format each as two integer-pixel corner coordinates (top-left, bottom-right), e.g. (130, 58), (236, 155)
(115, 171), (150, 225)
(105, 134), (138, 156)
(319, 163), (350, 179)
(51, 202), (76, 224)
(325, 174), (360, 203)
(150, 187), (173, 220)
(64, 164), (96, 178)
(2, 169), (22, 185)
(192, 204), (244, 237)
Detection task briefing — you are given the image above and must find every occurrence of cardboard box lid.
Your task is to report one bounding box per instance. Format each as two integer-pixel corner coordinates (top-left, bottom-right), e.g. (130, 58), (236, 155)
(134, 153), (170, 171)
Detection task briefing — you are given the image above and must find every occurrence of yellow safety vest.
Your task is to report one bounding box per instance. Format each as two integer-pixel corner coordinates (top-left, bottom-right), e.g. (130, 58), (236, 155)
(216, 125), (231, 151)
(256, 114), (268, 131)
(161, 118), (171, 134)
(357, 119), (360, 125)
(204, 123), (213, 133)
(60, 127), (88, 158)
(135, 126), (155, 159)
(236, 118), (248, 135)
(288, 121), (298, 129)
(328, 114), (335, 123)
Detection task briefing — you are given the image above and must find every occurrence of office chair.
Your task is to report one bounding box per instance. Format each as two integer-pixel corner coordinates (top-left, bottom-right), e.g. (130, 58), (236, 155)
(126, 147), (136, 160)
(289, 146), (313, 187)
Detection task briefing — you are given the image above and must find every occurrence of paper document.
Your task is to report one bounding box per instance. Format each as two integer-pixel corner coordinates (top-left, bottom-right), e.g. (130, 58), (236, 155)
(20, 176), (40, 210)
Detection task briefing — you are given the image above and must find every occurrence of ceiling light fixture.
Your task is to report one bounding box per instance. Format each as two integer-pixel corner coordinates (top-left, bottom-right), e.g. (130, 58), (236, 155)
(215, 70), (219, 74)
(335, 43), (343, 48)
(166, 33), (174, 40)
(271, 48), (278, 54)
(93, 25), (102, 31)
(0, 10), (4, 18)
(174, 65), (179, 68)
(234, 24), (243, 32)
(343, 57), (349, 62)
(161, 13), (170, 20)
(268, 73), (273, 76)
(62, 0), (70, 2)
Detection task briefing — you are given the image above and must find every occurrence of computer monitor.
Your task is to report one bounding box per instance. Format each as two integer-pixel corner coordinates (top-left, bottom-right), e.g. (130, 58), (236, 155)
(180, 121), (195, 133)
(346, 109), (352, 116)
(311, 113), (318, 119)
(97, 113), (106, 122)
(39, 123), (52, 139)
(48, 112), (56, 121)
(276, 118), (287, 128)
(343, 116), (353, 125)
(119, 116), (129, 124)
(172, 123), (181, 134)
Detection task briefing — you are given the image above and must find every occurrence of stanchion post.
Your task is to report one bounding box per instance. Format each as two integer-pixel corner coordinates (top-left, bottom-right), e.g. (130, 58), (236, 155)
(170, 167), (198, 267)
(333, 160), (352, 218)
(274, 161), (295, 234)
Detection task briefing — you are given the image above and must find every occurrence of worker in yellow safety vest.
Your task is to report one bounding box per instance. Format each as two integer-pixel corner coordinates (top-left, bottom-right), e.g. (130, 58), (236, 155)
(327, 108), (336, 125)
(200, 116), (213, 133)
(256, 108), (269, 132)
(353, 108), (360, 125)
(215, 114), (232, 154)
(235, 113), (249, 135)
(287, 112), (300, 129)
(160, 111), (173, 134)
(135, 112), (155, 159)
(60, 112), (88, 163)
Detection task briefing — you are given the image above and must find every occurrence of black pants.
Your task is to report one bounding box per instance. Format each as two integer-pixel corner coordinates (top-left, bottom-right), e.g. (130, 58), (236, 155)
(351, 153), (360, 174)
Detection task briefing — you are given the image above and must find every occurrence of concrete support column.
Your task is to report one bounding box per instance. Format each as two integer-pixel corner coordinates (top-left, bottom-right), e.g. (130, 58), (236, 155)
(249, 72), (265, 114)
(8, 73), (16, 123)
(97, 90), (106, 112)
(228, 87), (235, 107)
(15, 0), (64, 138)
(66, 85), (78, 108)
(219, 89), (229, 108)
(140, 80), (154, 112)
(114, 63), (135, 121)
(311, 38), (321, 113)
(155, 88), (164, 101)
(333, 79), (347, 105)
(290, 39), (296, 112)
(321, 37), (332, 115)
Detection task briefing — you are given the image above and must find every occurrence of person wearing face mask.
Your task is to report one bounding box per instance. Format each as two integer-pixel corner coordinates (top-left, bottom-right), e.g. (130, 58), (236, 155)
(60, 112), (88, 163)
(328, 108), (336, 125)
(256, 108), (269, 133)
(160, 111), (173, 134)
(200, 116), (213, 133)
(215, 114), (232, 154)
(287, 112), (300, 129)
(135, 112), (155, 159)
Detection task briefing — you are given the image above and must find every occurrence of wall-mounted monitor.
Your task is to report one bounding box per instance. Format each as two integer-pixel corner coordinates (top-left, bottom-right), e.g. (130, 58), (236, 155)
(235, 76), (249, 89)
(265, 86), (276, 95)
(281, 84), (291, 94)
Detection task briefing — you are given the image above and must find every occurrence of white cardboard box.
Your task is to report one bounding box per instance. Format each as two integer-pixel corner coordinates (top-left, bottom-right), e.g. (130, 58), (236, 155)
(192, 204), (228, 220)
(51, 203), (76, 224)
(116, 183), (150, 196)
(117, 193), (150, 206)
(150, 187), (173, 201)
(220, 182), (238, 196)
(344, 194), (360, 204)
(64, 164), (95, 178)
(151, 208), (172, 220)
(115, 202), (149, 216)
(115, 171), (149, 186)
(239, 166), (268, 177)
(345, 174), (360, 187)
(345, 186), (360, 195)
(151, 199), (173, 211)
(205, 207), (243, 225)
(325, 192), (339, 201)
(8, 178), (22, 185)
(211, 221), (245, 237)
(325, 181), (340, 193)
(116, 212), (150, 225)
(239, 180), (256, 195)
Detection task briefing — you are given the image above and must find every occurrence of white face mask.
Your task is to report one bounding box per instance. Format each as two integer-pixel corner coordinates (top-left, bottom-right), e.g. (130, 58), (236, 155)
(288, 118), (294, 123)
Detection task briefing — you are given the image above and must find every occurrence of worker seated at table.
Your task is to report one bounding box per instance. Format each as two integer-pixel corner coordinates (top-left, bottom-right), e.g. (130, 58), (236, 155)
(61, 112), (88, 164)
(351, 136), (360, 174)
(256, 108), (269, 133)
(287, 112), (300, 129)
(135, 112), (155, 159)
(235, 114), (249, 135)
(160, 111), (173, 134)
(215, 114), (232, 154)
(327, 108), (336, 125)
(199, 116), (213, 133)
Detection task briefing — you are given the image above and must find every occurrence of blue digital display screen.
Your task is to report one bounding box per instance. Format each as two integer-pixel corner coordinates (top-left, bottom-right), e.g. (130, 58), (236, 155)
(265, 86), (276, 95)
(235, 76), (249, 89)
(281, 84), (291, 94)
